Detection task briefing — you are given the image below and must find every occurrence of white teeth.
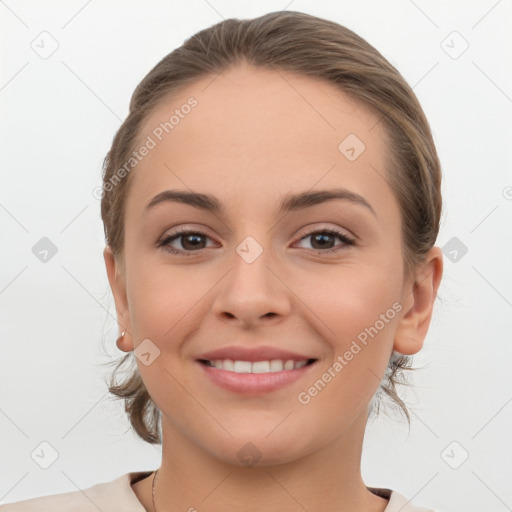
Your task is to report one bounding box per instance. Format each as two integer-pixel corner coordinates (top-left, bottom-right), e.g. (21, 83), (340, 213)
(284, 360), (295, 370)
(233, 360), (252, 373)
(252, 361), (270, 373)
(206, 359), (311, 373)
(223, 359), (234, 371)
(269, 359), (284, 372)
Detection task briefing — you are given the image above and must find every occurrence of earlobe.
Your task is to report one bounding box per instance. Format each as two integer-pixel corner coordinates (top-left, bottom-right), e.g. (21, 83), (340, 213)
(115, 330), (133, 353)
(103, 246), (134, 352)
(393, 246), (444, 355)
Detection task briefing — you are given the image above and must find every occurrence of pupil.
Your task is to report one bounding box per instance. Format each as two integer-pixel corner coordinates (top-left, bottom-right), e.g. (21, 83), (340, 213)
(312, 233), (333, 249)
(183, 234), (204, 250)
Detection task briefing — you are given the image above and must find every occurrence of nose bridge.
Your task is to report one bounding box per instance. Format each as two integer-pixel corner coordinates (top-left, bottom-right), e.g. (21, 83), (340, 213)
(233, 235), (272, 289)
(211, 233), (291, 325)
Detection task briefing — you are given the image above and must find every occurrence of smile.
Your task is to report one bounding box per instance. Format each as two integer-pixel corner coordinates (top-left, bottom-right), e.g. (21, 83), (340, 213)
(197, 355), (317, 395)
(200, 358), (315, 373)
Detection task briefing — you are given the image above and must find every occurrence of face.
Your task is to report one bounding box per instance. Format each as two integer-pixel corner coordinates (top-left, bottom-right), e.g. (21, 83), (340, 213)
(106, 62), (432, 466)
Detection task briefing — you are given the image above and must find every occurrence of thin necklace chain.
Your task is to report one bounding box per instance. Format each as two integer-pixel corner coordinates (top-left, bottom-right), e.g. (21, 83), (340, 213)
(152, 469), (159, 512)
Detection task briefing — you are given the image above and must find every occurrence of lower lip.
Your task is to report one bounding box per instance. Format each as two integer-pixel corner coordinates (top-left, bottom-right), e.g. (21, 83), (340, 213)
(198, 361), (316, 395)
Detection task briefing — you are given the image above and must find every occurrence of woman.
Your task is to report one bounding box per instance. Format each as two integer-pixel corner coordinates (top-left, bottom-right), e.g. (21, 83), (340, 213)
(1, 10), (443, 511)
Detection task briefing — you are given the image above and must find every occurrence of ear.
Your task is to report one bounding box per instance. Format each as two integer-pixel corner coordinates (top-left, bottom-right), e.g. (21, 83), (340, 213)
(393, 246), (443, 355)
(103, 246), (134, 352)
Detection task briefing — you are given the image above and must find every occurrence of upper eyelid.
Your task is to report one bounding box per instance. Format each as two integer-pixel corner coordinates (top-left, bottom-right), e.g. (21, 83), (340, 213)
(299, 225), (354, 239)
(162, 223), (352, 238)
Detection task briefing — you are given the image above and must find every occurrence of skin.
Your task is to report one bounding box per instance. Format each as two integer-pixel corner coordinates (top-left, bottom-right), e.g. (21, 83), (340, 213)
(104, 61), (443, 512)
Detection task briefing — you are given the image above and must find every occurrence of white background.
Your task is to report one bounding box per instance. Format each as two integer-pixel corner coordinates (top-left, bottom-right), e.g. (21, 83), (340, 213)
(1, 1), (511, 511)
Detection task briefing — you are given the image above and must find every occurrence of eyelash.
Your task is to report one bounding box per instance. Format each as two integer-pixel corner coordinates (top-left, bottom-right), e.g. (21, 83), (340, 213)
(156, 227), (355, 256)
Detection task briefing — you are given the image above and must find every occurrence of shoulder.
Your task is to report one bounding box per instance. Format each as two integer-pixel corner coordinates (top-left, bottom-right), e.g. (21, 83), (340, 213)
(0, 471), (153, 511)
(368, 486), (439, 512)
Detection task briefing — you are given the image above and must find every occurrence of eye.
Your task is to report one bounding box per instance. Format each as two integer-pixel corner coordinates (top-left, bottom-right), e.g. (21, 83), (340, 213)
(294, 228), (355, 254)
(156, 227), (355, 256)
(157, 229), (218, 255)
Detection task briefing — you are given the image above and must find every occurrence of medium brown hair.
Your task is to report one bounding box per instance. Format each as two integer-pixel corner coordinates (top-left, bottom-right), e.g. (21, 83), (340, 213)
(101, 11), (442, 444)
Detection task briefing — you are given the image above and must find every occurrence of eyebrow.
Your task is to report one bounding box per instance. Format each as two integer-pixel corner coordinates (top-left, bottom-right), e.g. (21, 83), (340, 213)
(145, 188), (376, 217)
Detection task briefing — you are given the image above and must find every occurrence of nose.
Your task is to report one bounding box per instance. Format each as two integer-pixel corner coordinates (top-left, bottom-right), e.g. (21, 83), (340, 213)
(211, 240), (292, 329)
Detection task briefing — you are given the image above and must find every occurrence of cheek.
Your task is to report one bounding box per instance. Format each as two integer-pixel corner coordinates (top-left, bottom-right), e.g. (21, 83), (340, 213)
(295, 257), (401, 344)
(124, 264), (208, 422)
(126, 260), (206, 340)
(293, 261), (400, 402)
(294, 290), (398, 441)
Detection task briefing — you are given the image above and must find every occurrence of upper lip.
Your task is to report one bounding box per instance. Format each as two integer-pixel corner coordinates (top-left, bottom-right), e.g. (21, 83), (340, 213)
(196, 346), (316, 363)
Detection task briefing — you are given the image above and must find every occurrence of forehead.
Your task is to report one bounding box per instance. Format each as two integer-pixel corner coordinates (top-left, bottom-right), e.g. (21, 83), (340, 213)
(127, 63), (397, 221)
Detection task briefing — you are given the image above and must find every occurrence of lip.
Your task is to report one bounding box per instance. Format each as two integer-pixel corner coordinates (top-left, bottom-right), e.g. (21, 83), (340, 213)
(198, 362), (317, 395)
(196, 345), (313, 362)
(196, 345), (317, 396)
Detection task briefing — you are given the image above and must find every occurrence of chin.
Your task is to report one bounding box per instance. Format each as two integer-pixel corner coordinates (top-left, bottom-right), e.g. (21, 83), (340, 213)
(203, 429), (312, 468)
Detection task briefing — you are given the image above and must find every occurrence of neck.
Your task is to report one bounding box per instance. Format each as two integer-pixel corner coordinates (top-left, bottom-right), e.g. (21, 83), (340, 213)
(145, 410), (388, 512)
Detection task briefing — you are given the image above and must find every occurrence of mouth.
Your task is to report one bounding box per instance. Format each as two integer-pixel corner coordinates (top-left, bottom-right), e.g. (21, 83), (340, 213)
(195, 347), (318, 395)
(196, 345), (318, 396)
(198, 358), (317, 373)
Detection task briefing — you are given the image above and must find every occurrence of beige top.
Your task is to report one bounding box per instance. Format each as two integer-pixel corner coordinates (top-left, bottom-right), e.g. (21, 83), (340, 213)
(0, 471), (437, 511)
